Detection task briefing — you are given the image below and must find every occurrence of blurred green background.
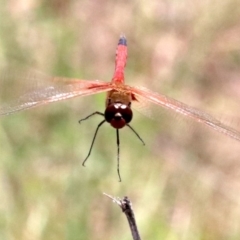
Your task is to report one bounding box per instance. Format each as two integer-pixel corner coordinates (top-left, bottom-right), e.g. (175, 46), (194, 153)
(1, 0), (240, 239)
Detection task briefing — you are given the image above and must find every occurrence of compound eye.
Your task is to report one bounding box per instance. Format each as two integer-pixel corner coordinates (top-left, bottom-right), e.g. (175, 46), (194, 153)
(104, 103), (133, 129)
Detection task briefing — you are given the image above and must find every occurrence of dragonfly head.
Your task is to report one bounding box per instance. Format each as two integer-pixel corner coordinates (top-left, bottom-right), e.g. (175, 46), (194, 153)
(104, 103), (132, 129)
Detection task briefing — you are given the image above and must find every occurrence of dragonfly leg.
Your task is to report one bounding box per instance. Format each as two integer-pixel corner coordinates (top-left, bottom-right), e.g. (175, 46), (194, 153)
(116, 129), (122, 182)
(82, 119), (106, 166)
(79, 111), (104, 123)
(127, 124), (145, 146)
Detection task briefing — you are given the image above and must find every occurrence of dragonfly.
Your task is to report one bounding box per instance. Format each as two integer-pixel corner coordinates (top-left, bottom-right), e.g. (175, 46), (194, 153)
(1, 35), (240, 181)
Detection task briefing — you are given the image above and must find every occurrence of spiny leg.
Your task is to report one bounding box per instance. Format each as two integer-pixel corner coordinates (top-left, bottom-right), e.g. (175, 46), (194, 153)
(79, 111), (105, 166)
(116, 129), (122, 182)
(81, 119), (106, 166)
(127, 124), (145, 145)
(79, 111), (104, 123)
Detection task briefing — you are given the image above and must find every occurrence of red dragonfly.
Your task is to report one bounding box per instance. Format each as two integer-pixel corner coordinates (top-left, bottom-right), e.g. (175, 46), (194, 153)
(1, 35), (240, 180)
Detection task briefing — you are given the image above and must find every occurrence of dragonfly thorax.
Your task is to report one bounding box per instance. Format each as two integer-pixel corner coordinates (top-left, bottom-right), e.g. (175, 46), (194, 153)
(104, 102), (132, 129)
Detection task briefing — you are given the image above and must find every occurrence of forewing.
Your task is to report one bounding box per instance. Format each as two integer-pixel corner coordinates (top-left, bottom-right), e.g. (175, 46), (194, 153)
(0, 68), (112, 115)
(129, 85), (240, 142)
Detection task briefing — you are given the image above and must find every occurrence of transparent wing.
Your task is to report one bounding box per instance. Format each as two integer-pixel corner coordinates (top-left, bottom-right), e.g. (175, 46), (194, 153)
(129, 85), (240, 142)
(0, 68), (113, 115)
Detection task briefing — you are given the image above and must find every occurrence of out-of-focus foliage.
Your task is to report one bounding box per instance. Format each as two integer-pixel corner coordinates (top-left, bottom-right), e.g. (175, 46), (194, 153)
(0, 0), (240, 239)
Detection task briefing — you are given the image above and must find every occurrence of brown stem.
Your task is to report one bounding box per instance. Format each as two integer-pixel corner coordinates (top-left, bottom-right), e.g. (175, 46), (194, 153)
(104, 193), (141, 240)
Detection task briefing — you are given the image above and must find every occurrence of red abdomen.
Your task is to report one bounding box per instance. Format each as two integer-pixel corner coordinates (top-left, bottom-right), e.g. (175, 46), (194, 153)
(111, 35), (127, 84)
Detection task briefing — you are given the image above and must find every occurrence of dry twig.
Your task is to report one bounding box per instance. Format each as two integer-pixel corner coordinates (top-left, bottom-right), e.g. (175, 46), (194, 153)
(104, 193), (141, 240)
